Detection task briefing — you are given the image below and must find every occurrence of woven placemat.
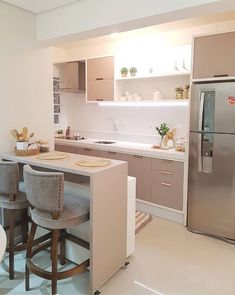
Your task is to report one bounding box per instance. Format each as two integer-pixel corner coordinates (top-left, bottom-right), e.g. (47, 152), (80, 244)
(36, 152), (69, 160)
(75, 159), (111, 167)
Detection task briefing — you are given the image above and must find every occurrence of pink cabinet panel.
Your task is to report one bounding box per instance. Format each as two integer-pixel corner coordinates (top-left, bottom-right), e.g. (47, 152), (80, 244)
(193, 32), (235, 79)
(151, 158), (183, 210)
(87, 56), (114, 80)
(87, 79), (114, 101)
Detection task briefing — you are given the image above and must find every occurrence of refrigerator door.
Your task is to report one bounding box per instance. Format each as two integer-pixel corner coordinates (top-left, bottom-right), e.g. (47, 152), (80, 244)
(188, 132), (235, 239)
(190, 81), (235, 134)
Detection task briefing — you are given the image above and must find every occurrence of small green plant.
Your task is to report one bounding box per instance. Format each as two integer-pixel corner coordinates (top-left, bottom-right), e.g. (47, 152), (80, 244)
(156, 122), (169, 140)
(57, 129), (63, 135)
(120, 67), (128, 77)
(130, 67), (137, 77)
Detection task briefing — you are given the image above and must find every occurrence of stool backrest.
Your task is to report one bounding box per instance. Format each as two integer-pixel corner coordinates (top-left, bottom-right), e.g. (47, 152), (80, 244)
(23, 165), (64, 219)
(0, 161), (19, 199)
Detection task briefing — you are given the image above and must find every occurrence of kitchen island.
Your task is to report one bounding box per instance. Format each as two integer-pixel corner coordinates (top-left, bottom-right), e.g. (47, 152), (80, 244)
(1, 152), (128, 294)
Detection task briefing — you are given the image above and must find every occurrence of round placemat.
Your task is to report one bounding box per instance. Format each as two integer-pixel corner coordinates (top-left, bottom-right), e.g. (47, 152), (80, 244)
(75, 159), (111, 167)
(36, 152), (69, 160)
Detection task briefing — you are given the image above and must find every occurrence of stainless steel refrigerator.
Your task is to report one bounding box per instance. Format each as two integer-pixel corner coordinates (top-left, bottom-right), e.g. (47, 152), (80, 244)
(188, 80), (235, 242)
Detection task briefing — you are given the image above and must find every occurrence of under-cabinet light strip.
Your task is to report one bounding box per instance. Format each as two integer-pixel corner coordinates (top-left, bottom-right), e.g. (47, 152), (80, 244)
(98, 101), (189, 107)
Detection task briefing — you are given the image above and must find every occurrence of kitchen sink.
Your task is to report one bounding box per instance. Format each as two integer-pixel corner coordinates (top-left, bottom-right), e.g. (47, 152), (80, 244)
(94, 140), (116, 144)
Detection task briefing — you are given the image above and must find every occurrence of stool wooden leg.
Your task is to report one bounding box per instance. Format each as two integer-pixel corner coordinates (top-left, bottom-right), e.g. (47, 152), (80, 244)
(8, 209), (15, 280)
(51, 229), (60, 295)
(21, 208), (29, 244)
(25, 221), (37, 291)
(60, 229), (66, 265)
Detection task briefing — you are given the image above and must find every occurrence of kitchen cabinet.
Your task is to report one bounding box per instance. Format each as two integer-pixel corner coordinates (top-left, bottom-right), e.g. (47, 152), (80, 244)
(151, 158), (183, 210)
(127, 154), (152, 202)
(87, 56), (114, 101)
(61, 61), (85, 92)
(193, 32), (235, 79)
(55, 144), (184, 209)
(99, 151), (151, 202)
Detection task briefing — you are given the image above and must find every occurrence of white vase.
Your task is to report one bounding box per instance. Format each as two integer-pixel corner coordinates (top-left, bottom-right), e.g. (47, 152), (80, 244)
(16, 142), (28, 150)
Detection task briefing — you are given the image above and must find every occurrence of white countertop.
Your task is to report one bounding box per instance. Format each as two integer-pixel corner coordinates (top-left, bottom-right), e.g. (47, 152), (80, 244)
(55, 138), (187, 162)
(1, 152), (125, 176)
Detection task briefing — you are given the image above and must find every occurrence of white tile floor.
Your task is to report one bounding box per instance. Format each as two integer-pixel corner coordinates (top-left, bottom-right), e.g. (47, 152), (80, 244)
(1, 217), (235, 294)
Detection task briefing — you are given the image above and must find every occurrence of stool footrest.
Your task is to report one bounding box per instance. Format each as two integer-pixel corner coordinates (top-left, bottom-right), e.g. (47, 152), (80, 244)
(26, 258), (89, 280)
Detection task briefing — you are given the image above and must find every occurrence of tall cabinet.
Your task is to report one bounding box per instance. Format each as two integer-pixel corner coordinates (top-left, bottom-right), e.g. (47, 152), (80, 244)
(86, 56), (114, 101)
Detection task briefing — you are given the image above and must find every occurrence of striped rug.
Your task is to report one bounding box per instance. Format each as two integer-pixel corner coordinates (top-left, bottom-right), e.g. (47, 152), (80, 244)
(135, 211), (152, 234)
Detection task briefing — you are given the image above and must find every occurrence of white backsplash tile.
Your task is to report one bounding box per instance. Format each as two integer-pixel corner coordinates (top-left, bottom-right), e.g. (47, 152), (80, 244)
(57, 92), (189, 144)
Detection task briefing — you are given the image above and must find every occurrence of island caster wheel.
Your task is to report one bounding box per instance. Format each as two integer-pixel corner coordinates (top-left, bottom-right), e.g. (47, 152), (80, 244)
(121, 261), (130, 270)
(94, 291), (101, 295)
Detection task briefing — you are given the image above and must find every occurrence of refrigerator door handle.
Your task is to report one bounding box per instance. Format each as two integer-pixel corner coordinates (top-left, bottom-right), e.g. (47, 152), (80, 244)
(198, 133), (203, 172)
(197, 91), (204, 172)
(199, 91), (205, 131)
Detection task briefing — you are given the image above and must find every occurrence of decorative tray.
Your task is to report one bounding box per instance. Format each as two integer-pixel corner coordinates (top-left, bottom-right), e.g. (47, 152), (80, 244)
(15, 148), (40, 156)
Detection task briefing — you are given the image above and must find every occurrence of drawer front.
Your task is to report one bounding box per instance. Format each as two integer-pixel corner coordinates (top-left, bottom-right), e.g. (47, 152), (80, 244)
(152, 180), (183, 210)
(87, 79), (114, 101)
(151, 158), (184, 210)
(55, 144), (77, 153)
(152, 158), (184, 174)
(87, 56), (114, 80)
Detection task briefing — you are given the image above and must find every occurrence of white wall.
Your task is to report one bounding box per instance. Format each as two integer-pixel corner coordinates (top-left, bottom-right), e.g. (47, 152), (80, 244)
(37, 0), (234, 43)
(57, 93), (188, 144)
(0, 2), (54, 153)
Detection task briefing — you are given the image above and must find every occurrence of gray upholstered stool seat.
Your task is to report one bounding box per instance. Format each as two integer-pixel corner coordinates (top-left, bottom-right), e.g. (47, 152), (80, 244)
(0, 192), (29, 209)
(0, 161), (30, 280)
(23, 165), (90, 295)
(31, 195), (89, 229)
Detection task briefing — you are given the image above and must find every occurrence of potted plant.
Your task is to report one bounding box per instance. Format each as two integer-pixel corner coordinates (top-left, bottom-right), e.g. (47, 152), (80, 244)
(156, 122), (169, 140)
(56, 129), (63, 138)
(175, 87), (184, 99)
(130, 67), (137, 77)
(184, 84), (190, 99)
(120, 67), (128, 78)
(10, 127), (34, 150)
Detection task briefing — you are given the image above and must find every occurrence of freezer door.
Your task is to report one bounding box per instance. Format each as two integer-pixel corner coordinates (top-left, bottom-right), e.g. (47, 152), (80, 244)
(188, 132), (235, 239)
(190, 82), (235, 133)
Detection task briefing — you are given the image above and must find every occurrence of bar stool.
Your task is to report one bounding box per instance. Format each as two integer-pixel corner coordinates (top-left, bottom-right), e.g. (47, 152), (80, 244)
(23, 165), (90, 295)
(0, 161), (30, 279)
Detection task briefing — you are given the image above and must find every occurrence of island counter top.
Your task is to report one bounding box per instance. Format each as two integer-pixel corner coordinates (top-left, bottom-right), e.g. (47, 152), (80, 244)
(1, 151), (126, 177)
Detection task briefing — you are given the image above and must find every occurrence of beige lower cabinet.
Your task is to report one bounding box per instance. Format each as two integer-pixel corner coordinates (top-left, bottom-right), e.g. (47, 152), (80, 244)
(151, 158), (184, 210)
(99, 151), (151, 202)
(55, 144), (184, 209)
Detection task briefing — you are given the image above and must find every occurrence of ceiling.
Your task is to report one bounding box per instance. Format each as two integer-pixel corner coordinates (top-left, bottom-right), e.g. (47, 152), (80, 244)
(1, 0), (80, 14)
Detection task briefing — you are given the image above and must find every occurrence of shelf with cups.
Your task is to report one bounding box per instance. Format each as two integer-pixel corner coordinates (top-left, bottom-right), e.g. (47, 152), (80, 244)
(114, 71), (190, 103)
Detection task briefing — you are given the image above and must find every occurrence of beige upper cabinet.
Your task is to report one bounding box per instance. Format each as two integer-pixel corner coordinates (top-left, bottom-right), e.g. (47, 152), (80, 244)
(193, 32), (235, 79)
(87, 56), (114, 101)
(61, 61), (85, 92)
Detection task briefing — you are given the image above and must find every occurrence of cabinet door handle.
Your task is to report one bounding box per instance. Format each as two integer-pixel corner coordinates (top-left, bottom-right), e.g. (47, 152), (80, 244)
(96, 77), (104, 80)
(133, 155), (143, 158)
(96, 99), (103, 101)
(213, 74), (228, 78)
(161, 159), (173, 163)
(161, 171), (173, 175)
(161, 182), (173, 187)
(108, 151), (117, 154)
(84, 148), (92, 151)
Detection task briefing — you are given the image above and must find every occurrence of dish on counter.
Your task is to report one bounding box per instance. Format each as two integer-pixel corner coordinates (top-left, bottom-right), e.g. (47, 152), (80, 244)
(75, 159), (111, 167)
(36, 152), (69, 160)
